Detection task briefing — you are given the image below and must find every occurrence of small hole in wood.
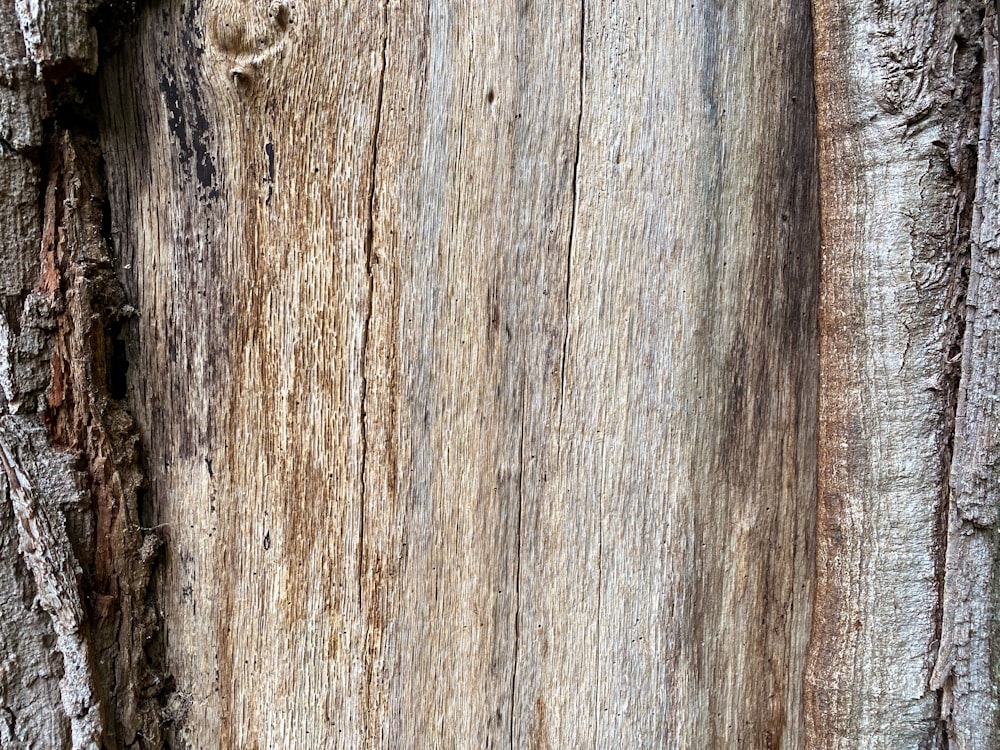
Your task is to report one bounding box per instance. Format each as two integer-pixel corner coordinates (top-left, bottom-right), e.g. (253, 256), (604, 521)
(231, 67), (253, 93)
(269, 0), (291, 30)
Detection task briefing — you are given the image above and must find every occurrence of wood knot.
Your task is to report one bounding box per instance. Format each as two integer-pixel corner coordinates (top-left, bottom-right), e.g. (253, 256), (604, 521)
(268, 1), (291, 31)
(208, 1), (294, 93)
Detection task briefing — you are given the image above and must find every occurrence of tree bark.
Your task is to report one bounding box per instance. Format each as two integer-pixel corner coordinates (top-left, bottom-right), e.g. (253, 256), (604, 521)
(0, 2), (163, 748)
(933, 5), (1000, 747)
(4, 1), (999, 749)
(807, 2), (997, 748)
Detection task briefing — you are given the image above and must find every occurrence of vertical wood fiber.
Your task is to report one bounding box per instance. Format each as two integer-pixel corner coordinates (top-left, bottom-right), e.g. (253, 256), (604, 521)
(100, 0), (818, 746)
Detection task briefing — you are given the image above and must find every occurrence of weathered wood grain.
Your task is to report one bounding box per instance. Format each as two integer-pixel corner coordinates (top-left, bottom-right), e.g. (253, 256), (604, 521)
(101, 0), (818, 746)
(808, 1), (985, 747)
(553, 2), (818, 746)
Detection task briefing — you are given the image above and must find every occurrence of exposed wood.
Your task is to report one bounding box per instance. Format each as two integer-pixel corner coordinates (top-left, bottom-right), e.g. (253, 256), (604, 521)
(808, 0), (985, 746)
(11, 0), (1000, 748)
(101, 0), (818, 746)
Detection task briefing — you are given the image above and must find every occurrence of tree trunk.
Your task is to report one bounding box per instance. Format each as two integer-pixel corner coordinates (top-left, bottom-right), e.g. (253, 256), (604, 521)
(0, 2), (162, 748)
(0, 1), (995, 749)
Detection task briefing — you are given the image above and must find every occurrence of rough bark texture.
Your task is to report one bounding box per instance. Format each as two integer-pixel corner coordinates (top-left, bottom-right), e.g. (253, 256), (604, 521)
(932, 5), (1000, 748)
(808, 0), (986, 747)
(100, 0), (818, 747)
(0, 3), (163, 748)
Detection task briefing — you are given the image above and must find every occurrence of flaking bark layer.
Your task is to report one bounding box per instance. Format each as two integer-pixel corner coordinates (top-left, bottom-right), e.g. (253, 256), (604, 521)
(0, 2), (166, 748)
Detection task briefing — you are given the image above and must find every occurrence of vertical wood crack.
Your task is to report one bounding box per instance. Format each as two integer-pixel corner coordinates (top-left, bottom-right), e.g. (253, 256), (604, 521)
(558, 0), (585, 441)
(359, 2), (389, 616)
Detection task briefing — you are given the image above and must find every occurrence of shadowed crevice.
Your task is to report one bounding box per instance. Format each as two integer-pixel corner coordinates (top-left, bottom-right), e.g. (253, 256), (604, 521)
(359, 1), (390, 614)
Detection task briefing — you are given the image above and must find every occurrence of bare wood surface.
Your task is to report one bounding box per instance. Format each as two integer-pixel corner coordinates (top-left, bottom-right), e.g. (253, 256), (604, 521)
(808, 1), (985, 747)
(101, 0), (818, 746)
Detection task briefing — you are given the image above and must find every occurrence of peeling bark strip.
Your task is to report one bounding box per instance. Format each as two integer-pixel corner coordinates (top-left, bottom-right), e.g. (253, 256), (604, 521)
(0, 418), (102, 749)
(808, 1), (984, 747)
(39, 130), (166, 750)
(0, 3), (164, 749)
(932, 6), (1000, 747)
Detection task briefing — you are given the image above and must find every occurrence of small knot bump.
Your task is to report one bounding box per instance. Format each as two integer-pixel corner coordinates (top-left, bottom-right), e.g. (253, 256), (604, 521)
(268, 1), (291, 30)
(208, 14), (247, 54)
(209, 4), (291, 91)
(486, 87), (496, 104)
